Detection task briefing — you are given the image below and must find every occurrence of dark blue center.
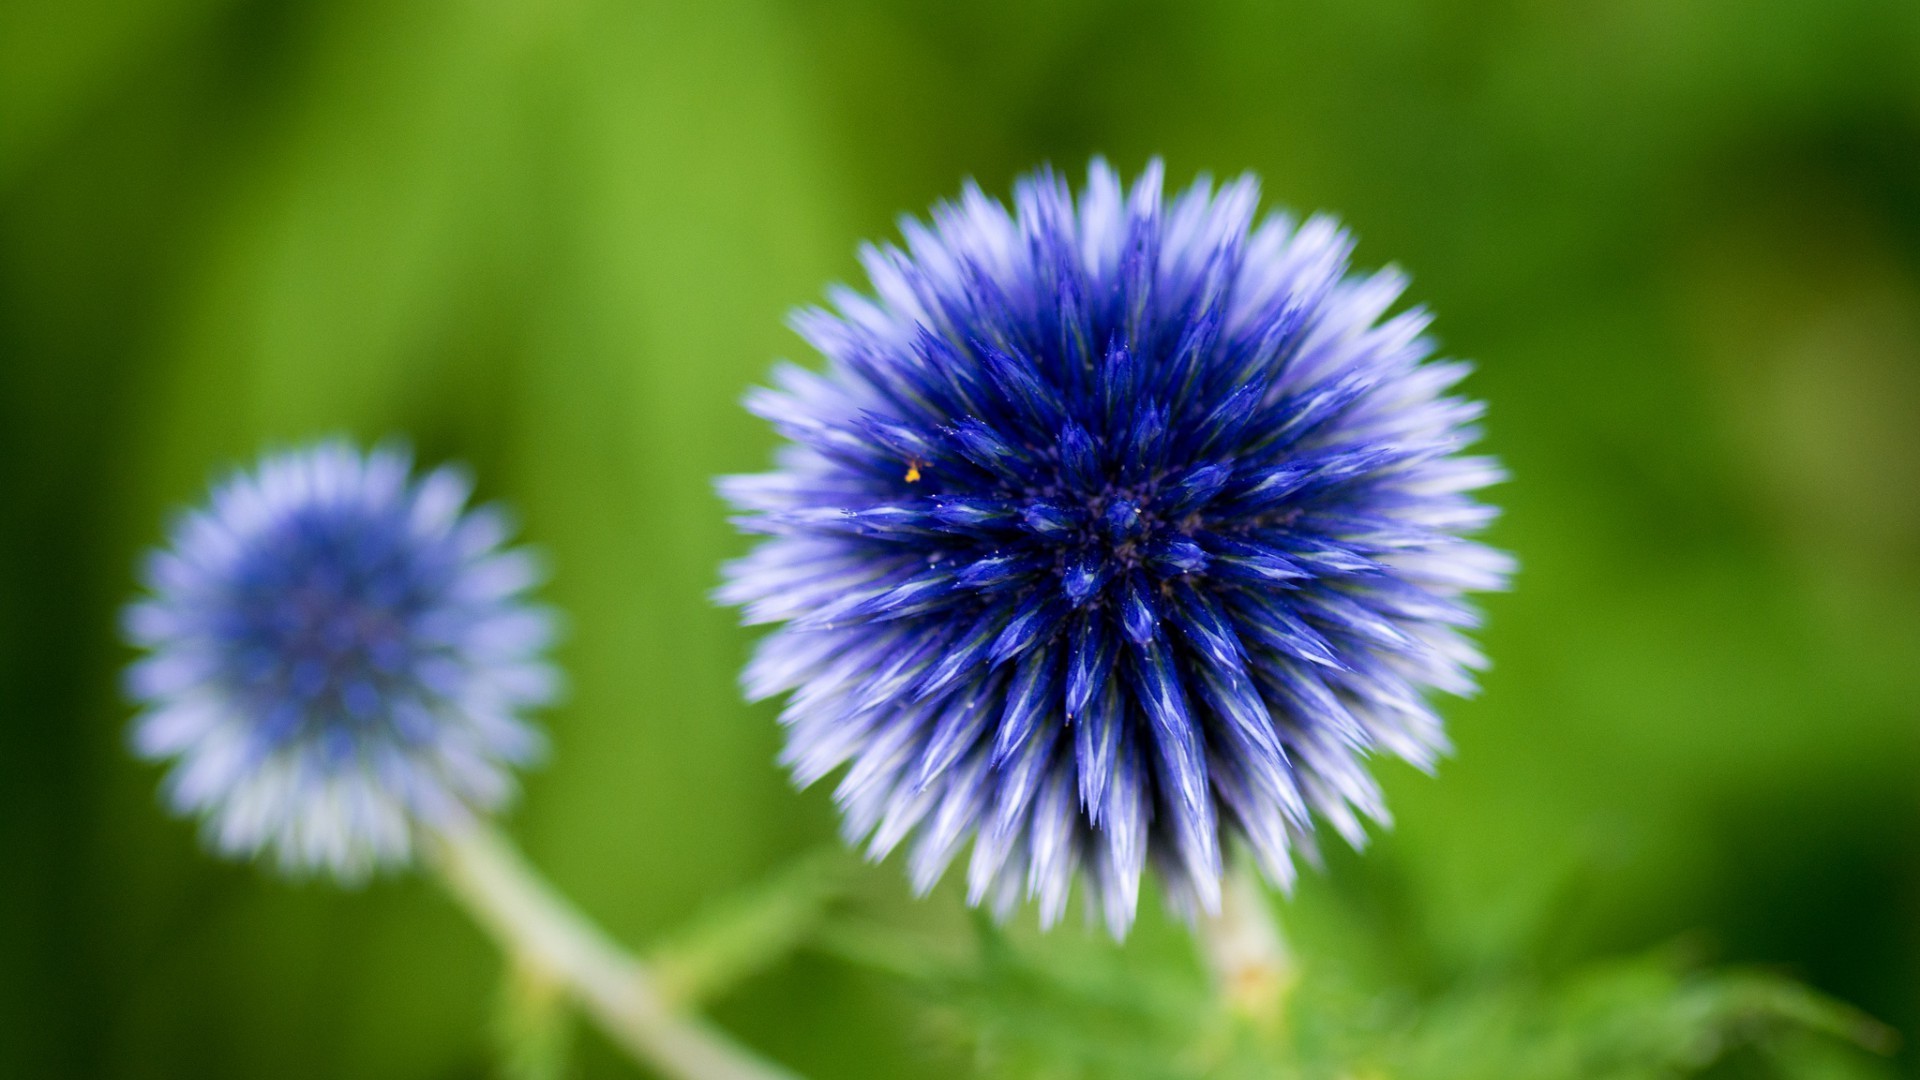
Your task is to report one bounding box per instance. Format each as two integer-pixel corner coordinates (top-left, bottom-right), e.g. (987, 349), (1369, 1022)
(215, 505), (452, 748)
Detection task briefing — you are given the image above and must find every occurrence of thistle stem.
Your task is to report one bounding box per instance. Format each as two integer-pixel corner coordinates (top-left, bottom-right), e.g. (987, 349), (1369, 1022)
(431, 821), (801, 1080)
(1196, 864), (1296, 1026)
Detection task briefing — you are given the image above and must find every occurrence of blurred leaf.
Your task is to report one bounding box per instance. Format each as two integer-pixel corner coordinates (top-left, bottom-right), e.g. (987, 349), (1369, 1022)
(494, 960), (577, 1080)
(820, 912), (1216, 1080)
(825, 914), (1897, 1080)
(647, 848), (856, 1009)
(0, 0), (235, 181)
(1363, 948), (1898, 1080)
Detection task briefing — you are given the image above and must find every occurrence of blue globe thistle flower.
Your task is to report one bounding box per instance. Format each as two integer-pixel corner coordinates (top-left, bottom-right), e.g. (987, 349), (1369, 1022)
(720, 160), (1511, 936)
(124, 441), (559, 880)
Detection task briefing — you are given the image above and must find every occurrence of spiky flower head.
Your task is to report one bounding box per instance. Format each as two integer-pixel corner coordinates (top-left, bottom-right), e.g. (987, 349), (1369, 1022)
(721, 160), (1511, 936)
(124, 441), (559, 880)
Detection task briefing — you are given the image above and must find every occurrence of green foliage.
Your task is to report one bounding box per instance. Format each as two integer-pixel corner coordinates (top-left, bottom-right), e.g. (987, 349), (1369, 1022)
(1358, 952), (1894, 1080)
(647, 848), (857, 1010)
(820, 912), (1895, 1080)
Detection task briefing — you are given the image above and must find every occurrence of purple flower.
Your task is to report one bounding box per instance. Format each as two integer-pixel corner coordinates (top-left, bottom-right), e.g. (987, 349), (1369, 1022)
(721, 161), (1511, 936)
(124, 441), (559, 880)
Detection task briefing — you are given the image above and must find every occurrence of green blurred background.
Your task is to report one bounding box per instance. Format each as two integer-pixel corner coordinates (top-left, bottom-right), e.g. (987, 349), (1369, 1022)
(3, 0), (1919, 1076)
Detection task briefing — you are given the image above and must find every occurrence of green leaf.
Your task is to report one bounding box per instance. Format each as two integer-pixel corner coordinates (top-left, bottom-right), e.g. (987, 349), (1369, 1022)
(824, 914), (1898, 1080)
(1369, 950), (1891, 1079)
(647, 848), (857, 1009)
(822, 912), (1220, 1080)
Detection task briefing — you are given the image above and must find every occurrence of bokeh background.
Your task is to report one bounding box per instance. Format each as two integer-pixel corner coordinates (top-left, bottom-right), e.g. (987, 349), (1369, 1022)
(3, 0), (1919, 1076)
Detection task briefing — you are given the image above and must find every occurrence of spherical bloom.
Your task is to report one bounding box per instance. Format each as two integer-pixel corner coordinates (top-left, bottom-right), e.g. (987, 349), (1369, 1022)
(124, 441), (558, 880)
(720, 160), (1512, 936)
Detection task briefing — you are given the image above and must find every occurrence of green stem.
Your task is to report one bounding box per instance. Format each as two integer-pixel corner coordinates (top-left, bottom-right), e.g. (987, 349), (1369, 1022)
(431, 821), (801, 1080)
(1196, 863), (1296, 1026)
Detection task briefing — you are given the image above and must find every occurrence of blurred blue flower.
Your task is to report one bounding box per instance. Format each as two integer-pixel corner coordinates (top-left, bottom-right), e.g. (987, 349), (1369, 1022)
(721, 160), (1511, 936)
(124, 441), (558, 880)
